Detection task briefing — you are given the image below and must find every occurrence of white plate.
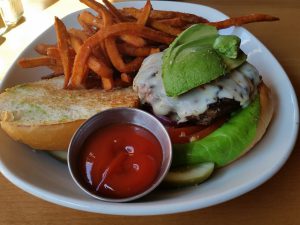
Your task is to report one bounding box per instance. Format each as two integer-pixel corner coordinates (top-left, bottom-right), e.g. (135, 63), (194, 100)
(0, 1), (298, 216)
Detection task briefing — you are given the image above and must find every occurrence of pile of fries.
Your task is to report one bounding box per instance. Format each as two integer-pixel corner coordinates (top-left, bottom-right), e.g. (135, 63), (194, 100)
(18, 0), (278, 90)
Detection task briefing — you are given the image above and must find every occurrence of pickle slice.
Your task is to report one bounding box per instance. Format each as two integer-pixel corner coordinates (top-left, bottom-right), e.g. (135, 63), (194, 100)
(163, 162), (214, 187)
(48, 151), (67, 163)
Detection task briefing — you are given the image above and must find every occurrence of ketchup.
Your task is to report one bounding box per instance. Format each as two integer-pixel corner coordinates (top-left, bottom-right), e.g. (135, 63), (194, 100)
(79, 123), (163, 199)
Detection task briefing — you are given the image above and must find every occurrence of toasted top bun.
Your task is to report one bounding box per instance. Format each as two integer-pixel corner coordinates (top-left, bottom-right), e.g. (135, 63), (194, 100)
(0, 76), (139, 150)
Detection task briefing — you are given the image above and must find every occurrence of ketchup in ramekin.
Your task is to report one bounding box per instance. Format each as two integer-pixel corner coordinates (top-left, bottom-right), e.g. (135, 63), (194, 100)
(68, 107), (172, 202)
(79, 123), (163, 199)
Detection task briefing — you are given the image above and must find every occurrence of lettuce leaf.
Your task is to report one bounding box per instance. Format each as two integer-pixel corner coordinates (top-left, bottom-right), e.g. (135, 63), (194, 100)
(172, 95), (260, 168)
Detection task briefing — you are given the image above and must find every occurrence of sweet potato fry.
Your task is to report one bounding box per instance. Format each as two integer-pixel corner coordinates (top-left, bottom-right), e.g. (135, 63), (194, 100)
(102, 0), (127, 22)
(137, 0), (152, 25)
(106, 37), (144, 73)
(70, 35), (113, 90)
(101, 77), (114, 90)
(118, 43), (159, 57)
(120, 7), (145, 19)
(150, 10), (182, 20)
(80, 0), (113, 25)
(46, 47), (61, 59)
(69, 23), (173, 88)
(34, 44), (56, 55)
(68, 28), (90, 41)
(47, 47), (76, 59)
(121, 8), (208, 23)
(206, 14), (279, 29)
(99, 42), (111, 66)
(85, 1), (143, 74)
(69, 35), (113, 79)
(99, 23), (173, 45)
(78, 11), (103, 29)
(103, 0), (147, 47)
(105, 37), (123, 71)
(88, 56), (113, 79)
(126, 3), (183, 36)
(149, 20), (183, 36)
(119, 35), (146, 47)
(124, 57), (144, 72)
(157, 17), (187, 27)
(69, 28), (105, 63)
(171, 11), (208, 24)
(84, 0), (125, 74)
(20, 0), (281, 92)
(150, 48), (160, 54)
(78, 15), (96, 36)
(80, 0), (146, 47)
(54, 17), (73, 88)
(89, 0), (146, 46)
(19, 56), (57, 68)
(69, 44), (91, 89)
(121, 73), (133, 84)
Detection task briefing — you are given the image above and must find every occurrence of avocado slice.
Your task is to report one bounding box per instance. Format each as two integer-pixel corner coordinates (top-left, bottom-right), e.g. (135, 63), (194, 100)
(162, 24), (247, 97)
(172, 95), (260, 168)
(213, 35), (241, 59)
(163, 44), (227, 97)
(221, 51), (247, 70)
(167, 23), (218, 49)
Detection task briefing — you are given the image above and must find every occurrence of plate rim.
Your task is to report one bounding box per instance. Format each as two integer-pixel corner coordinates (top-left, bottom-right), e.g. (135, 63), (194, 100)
(0, 0), (299, 216)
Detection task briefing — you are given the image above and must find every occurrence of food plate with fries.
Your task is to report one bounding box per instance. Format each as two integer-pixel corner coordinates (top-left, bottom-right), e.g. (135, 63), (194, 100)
(0, 0), (298, 215)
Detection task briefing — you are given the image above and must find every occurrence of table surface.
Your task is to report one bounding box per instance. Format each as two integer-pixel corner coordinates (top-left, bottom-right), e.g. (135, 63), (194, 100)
(1, 0), (299, 224)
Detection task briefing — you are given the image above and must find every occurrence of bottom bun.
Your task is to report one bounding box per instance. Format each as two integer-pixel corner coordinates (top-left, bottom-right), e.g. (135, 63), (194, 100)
(1, 120), (85, 151)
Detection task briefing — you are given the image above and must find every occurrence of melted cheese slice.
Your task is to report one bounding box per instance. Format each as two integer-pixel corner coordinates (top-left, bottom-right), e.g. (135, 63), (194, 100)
(133, 52), (261, 123)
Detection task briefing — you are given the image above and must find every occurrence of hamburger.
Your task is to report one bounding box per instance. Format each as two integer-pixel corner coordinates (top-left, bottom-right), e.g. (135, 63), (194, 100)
(133, 24), (273, 186)
(0, 23), (273, 187)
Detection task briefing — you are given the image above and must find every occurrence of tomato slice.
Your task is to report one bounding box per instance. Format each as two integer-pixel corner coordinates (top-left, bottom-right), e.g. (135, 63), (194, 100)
(166, 118), (226, 144)
(166, 125), (205, 144)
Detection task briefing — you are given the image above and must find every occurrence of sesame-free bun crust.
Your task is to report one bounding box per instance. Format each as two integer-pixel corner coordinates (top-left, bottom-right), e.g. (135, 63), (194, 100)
(1, 120), (85, 151)
(0, 76), (139, 151)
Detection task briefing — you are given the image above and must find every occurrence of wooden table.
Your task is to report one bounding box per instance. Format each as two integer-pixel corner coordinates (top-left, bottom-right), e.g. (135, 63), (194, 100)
(1, 1), (299, 224)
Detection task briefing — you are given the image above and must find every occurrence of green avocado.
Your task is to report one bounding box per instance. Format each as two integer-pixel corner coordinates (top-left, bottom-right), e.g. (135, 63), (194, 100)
(213, 35), (241, 59)
(221, 50), (247, 69)
(166, 23), (218, 49)
(163, 44), (227, 96)
(171, 95), (260, 168)
(162, 24), (247, 97)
